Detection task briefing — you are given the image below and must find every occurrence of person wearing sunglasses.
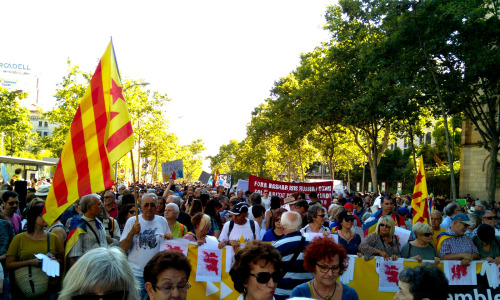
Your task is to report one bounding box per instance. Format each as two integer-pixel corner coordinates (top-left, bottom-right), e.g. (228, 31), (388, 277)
(438, 213), (480, 267)
(291, 237), (359, 300)
(118, 204), (137, 232)
(1, 191), (22, 234)
(300, 205), (330, 235)
(359, 215), (400, 261)
(229, 240), (283, 300)
(144, 250), (192, 300)
(401, 222), (439, 264)
(472, 224), (500, 265)
(481, 210), (500, 236)
(120, 193), (172, 299)
(58, 247), (139, 300)
(334, 210), (362, 256)
(262, 208), (287, 242)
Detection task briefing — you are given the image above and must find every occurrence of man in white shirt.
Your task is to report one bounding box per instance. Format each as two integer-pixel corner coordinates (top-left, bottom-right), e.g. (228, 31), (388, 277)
(218, 202), (260, 250)
(120, 193), (172, 299)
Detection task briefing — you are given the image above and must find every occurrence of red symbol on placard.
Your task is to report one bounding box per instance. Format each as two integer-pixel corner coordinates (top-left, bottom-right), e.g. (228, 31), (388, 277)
(171, 171), (177, 180)
(166, 244), (183, 252)
(202, 251), (219, 275)
(384, 265), (399, 284)
(451, 265), (468, 280)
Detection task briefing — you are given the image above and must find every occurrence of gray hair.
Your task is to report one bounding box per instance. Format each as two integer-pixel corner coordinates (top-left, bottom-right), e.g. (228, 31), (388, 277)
(430, 210), (442, 217)
(117, 184), (126, 191)
(307, 205), (327, 223)
(281, 211), (302, 231)
(443, 202), (459, 216)
(361, 212), (372, 223)
(167, 195), (182, 208)
(142, 193), (158, 204)
(58, 247), (139, 300)
(166, 203), (179, 213)
(412, 222), (432, 236)
(476, 200), (488, 209)
(80, 194), (98, 213)
(376, 215), (395, 236)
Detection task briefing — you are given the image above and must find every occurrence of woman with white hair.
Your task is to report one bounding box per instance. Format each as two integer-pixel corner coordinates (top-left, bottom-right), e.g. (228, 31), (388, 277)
(164, 203), (187, 238)
(58, 247), (140, 300)
(301, 205), (329, 234)
(401, 222), (440, 263)
(359, 215), (400, 261)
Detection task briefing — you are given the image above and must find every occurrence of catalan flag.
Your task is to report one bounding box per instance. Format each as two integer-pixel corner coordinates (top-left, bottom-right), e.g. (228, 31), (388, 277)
(212, 169), (219, 187)
(42, 41), (134, 225)
(411, 155), (429, 225)
(65, 215), (87, 256)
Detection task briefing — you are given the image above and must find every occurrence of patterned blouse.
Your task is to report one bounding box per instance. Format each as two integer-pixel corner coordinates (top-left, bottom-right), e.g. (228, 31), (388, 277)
(359, 233), (400, 260)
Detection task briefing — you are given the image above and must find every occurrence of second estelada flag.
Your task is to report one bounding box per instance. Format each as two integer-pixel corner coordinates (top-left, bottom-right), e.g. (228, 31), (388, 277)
(411, 155), (429, 225)
(43, 41), (134, 225)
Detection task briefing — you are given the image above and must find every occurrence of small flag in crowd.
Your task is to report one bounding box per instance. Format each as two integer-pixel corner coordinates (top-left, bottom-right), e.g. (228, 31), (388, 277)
(43, 41), (134, 225)
(212, 169), (219, 187)
(411, 155), (429, 225)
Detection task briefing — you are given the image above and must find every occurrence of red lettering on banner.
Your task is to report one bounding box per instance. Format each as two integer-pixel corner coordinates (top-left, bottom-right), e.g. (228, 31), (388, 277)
(202, 251), (219, 275)
(166, 244), (182, 252)
(451, 265), (468, 280)
(384, 265), (399, 284)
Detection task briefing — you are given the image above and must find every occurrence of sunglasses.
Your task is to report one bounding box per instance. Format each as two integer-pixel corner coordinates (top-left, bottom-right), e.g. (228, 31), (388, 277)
(274, 218), (281, 222)
(317, 214), (326, 218)
(143, 203), (156, 207)
(484, 216), (498, 220)
(379, 223), (391, 229)
(423, 233), (433, 237)
(316, 263), (341, 273)
(249, 272), (282, 284)
(72, 290), (128, 300)
(344, 218), (355, 223)
(128, 210), (136, 214)
(7, 201), (19, 206)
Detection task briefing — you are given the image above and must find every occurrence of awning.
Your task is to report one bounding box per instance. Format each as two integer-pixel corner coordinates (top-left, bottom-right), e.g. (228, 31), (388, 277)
(0, 156), (57, 167)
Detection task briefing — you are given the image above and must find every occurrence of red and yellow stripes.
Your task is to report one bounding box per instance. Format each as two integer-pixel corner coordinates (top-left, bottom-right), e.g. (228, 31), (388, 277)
(411, 156), (429, 225)
(43, 41), (134, 225)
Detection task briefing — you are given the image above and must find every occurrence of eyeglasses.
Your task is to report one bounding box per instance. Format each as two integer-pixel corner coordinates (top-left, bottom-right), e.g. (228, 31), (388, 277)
(7, 201), (19, 206)
(423, 233), (433, 237)
(316, 263), (341, 273)
(264, 192), (269, 194)
(143, 203), (156, 207)
(128, 210), (136, 214)
(154, 282), (191, 294)
(72, 290), (129, 300)
(274, 218), (281, 222)
(484, 216), (498, 220)
(379, 223), (391, 229)
(249, 272), (283, 284)
(317, 214), (326, 218)
(344, 219), (355, 223)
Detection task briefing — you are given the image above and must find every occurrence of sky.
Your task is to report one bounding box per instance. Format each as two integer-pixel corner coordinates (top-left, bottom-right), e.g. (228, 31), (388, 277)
(0, 0), (336, 171)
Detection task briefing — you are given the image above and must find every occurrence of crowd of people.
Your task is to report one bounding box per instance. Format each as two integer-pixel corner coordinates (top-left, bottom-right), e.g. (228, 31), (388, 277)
(1, 178), (498, 299)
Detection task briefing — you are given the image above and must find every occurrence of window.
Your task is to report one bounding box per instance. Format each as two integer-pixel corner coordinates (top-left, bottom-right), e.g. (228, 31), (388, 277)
(44, 121), (48, 127)
(426, 132), (431, 144)
(37, 131), (41, 137)
(43, 132), (48, 137)
(419, 135), (424, 144)
(38, 121), (42, 127)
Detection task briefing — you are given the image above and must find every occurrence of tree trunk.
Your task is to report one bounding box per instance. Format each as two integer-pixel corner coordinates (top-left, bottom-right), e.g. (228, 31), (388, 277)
(439, 105), (457, 200)
(409, 126), (417, 174)
(371, 133), (379, 194)
(361, 158), (366, 192)
(488, 137), (499, 204)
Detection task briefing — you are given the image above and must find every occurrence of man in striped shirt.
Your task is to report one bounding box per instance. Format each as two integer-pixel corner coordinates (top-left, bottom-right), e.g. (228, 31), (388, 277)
(273, 211), (313, 300)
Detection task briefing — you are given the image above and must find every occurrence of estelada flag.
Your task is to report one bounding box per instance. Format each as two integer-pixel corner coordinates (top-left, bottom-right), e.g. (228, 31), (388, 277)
(411, 155), (429, 225)
(42, 41), (134, 225)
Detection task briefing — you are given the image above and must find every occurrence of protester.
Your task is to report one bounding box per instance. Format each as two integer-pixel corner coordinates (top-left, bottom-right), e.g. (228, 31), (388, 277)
(265, 196), (282, 230)
(262, 189), (271, 210)
(472, 224), (500, 264)
(273, 211), (312, 300)
(262, 208), (287, 242)
(0, 213), (14, 300)
(118, 203), (137, 232)
(120, 193), (172, 299)
(188, 199), (203, 216)
(359, 215), (400, 261)
(290, 237), (359, 300)
(401, 222), (439, 263)
(67, 194), (108, 267)
(144, 250), (192, 300)
(295, 200), (309, 228)
(430, 210), (446, 248)
(218, 203), (260, 250)
(1, 191), (21, 234)
(481, 210), (500, 236)
(335, 210), (362, 255)
(166, 194), (193, 230)
(205, 199), (223, 238)
(183, 213), (218, 247)
(6, 204), (64, 299)
(465, 212), (481, 237)
(362, 196), (406, 237)
(102, 190), (118, 219)
(252, 204), (267, 237)
(47, 215), (67, 249)
(101, 204), (121, 246)
(395, 264), (449, 300)
(440, 202), (462, 230)
(229, 240), (283, 300)
(59, 247), (139, 300)
(438, 213), (480, 266)
(301, 205), (329, 234)
(164, 203), (187, 238)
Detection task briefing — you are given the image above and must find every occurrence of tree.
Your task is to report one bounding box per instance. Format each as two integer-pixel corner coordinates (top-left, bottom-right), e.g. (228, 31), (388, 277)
(0, 87), (35, 156)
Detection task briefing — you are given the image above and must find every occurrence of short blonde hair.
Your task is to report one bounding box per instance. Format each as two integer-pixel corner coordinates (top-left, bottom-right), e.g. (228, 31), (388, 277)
(413, 222), (432, 236)
(376, 215), (396, 237)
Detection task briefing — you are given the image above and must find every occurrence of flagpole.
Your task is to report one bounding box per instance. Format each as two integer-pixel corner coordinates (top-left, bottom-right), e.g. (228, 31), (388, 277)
(130, 150), (139, 224)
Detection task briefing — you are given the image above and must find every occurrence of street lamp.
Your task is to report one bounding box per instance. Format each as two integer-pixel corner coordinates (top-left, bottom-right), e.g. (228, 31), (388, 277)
(114, 82), (150, 183)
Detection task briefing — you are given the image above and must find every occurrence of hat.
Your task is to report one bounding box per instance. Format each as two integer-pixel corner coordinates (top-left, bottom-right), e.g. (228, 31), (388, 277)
(344, 203), (353, 212)
(284, 196), (298, 205)
(397, 207), (410, 216)
(230, 202), (249, 215)
(452, 213), (474, 225)
(338, 210), (355, 223)
(35, 185), (51, 196)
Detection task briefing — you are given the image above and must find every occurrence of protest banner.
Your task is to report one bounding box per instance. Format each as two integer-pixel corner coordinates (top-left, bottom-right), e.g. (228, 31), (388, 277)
(235, 179), (248, 193)
(198, 171), (211, 184)
(248, 175), (334, 207)
(183, 242), (500, 300)
(161, 159), (183, 181)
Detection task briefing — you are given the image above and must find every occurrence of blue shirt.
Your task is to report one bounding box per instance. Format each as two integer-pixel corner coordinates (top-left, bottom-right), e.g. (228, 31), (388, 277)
(291, 281), (359, 300)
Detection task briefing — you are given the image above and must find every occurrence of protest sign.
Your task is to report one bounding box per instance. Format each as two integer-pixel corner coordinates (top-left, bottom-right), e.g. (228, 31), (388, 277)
(235, 179), (248, 193)
(248, 175), (334, 207)
(198, 171), (211, 184)
(161, 159), (183, 182)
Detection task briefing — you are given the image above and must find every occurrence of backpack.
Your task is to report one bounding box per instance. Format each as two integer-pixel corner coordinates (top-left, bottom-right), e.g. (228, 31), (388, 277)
(227, 220), (256, 240)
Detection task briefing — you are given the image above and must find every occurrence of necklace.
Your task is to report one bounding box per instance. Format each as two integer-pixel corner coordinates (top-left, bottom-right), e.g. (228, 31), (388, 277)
(312, 279), (336, 300)
(340, 229), (352, 241)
